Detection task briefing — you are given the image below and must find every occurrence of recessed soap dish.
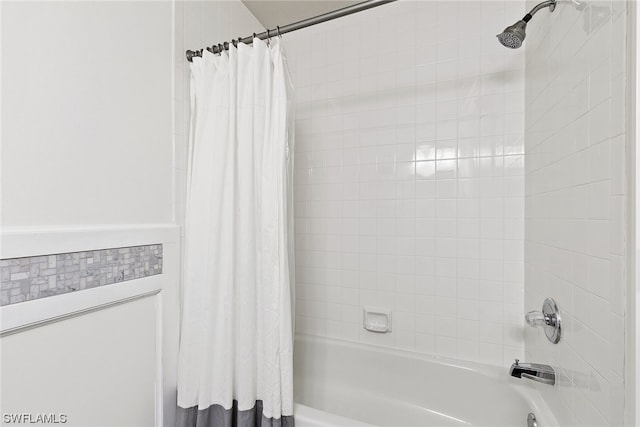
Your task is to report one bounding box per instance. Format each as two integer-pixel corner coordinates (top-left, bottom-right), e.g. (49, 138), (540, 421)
(363, 306), (392, 333)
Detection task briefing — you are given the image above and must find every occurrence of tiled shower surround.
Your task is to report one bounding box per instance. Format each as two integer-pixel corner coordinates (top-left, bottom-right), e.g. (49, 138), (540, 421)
(284, 0), (526, 366)
(524, 0), (628, 424)
(0, 244), (163, 306)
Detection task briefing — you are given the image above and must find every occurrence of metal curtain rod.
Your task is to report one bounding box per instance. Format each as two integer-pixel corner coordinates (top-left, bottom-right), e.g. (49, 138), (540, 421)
(185, 0), (397, 62)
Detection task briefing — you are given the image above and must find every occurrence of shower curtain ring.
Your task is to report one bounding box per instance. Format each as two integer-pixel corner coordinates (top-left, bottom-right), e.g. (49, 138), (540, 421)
(266, 28), (271, 45)
(218, 43), (223, 55)
(253, 32), (257, 40)
(276, 26), (282, 38)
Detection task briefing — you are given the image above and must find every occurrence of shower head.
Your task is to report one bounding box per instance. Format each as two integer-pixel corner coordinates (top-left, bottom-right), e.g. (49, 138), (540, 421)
(497, 0), (556, 49)
(497, 20), (527, 49)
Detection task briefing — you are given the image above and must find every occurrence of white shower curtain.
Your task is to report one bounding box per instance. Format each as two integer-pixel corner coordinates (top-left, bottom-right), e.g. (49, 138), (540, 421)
(176, 38), (295, 427)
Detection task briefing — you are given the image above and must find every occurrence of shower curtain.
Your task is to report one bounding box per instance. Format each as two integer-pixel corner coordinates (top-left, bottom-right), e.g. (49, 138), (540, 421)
(176, 38), (295, 427)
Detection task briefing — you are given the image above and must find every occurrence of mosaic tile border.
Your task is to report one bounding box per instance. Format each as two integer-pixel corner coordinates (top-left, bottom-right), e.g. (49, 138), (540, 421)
(0, 244), (163, 306)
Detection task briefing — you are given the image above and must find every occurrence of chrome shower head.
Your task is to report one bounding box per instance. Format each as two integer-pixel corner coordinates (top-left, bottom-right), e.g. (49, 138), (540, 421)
(497, 20), (527, 49)
(497, 0), (556, 49)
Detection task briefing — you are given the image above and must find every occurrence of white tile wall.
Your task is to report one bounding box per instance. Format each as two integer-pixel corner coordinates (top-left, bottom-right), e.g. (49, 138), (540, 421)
(523, 0), (627, 425)
(284, 0), (527, 366)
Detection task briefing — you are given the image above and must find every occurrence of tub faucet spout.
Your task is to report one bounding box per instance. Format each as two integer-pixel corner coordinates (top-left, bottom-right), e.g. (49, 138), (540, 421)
(509, 359), (555, 386)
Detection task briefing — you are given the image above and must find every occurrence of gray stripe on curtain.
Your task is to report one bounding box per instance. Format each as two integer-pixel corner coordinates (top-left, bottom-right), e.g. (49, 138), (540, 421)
(176, 400), (294, 427)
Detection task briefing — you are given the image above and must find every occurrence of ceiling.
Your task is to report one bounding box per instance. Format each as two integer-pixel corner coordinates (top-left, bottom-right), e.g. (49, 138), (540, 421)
(241, 1), (360, 29)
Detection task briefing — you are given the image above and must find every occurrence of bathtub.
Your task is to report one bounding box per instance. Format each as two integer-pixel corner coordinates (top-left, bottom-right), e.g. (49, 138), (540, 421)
(293, 335), (557, 427)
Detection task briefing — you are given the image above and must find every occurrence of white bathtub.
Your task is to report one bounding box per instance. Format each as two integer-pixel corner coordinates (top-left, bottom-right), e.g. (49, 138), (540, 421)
(293, 335), (557, 427)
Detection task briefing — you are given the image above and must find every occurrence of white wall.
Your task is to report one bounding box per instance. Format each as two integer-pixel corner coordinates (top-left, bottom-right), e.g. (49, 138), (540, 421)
(1, 2), (180, 426)
(1, 1), (174, 227)
(1, 296), (157, 427)
(523, 0), (628, 425)
(0, 226), (181, 426)
(285, 0), (527, 366)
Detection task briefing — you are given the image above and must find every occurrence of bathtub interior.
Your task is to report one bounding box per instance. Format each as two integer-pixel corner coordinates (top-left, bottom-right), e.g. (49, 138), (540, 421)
(293, 335), (556, 427)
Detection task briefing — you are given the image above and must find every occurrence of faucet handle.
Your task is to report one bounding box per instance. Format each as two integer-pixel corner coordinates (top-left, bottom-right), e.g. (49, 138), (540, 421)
(525, 298), (562, 344)
(525, 310), (548, 327)
(514, 358), (519, 365)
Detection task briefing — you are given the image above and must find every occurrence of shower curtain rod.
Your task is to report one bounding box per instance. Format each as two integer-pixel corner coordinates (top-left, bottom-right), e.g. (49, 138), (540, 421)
(185, 0), (397, 62)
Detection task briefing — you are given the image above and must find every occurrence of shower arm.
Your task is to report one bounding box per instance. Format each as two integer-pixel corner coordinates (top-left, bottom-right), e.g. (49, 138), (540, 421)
(522, 0), (556, 22)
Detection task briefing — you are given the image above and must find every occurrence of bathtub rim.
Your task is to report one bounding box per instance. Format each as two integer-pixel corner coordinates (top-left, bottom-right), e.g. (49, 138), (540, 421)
(296, 332), (521, 379)
(294, 402), (376, 427)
